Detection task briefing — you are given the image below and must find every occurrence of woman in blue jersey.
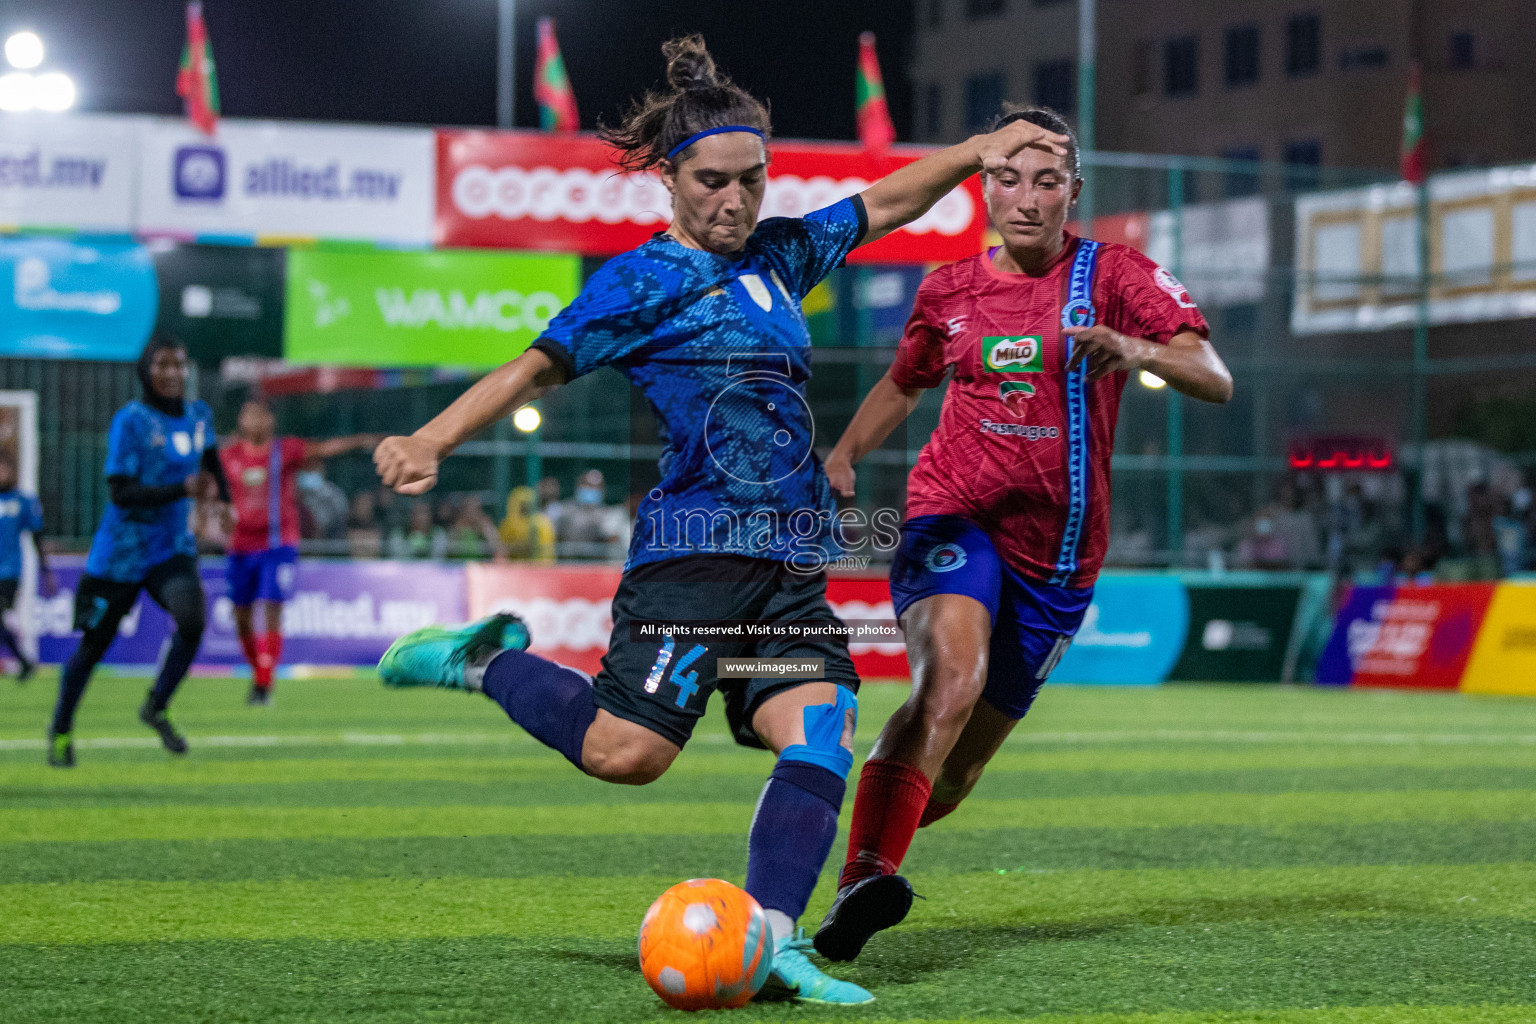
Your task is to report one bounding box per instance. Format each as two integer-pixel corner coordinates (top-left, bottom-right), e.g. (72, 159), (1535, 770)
(48, 336), (231, 768)
(374, 36), (1066, 1004)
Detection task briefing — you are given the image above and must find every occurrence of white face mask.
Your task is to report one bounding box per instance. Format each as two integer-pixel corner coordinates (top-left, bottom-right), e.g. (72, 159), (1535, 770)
(576, 486), (603, 505)
(297, 471), (323, 488)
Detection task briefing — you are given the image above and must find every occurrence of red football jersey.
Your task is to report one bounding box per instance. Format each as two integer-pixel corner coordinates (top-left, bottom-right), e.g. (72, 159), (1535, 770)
(220, 437), (308, 554)
(890, 235), (1209, 588)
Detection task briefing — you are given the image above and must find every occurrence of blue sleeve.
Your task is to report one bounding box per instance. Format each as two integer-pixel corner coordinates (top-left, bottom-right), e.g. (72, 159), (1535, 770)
(103, 408), (144, 480)
(751, 195), (868, 299)
(25, 496), (42, 533)
(530, 253), (679, 381)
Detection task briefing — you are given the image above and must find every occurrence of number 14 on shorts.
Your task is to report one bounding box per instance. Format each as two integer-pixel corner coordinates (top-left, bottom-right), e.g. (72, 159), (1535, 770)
(644, 634), (707, 708)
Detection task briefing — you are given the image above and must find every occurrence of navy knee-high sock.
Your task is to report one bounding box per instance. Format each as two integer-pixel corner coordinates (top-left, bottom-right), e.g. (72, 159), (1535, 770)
(52, 650), (96, 734)
(745, 760), (847, 926)
(481, 649), (596, 771)
(0, 617), (20, 660)
(148, 628), (200, 711)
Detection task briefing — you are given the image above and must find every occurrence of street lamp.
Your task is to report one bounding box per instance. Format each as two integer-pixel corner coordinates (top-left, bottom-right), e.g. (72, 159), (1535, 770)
(1, 31), (75, 112)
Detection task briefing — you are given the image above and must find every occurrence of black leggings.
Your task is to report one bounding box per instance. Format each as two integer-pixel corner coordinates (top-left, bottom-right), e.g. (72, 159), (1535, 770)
(52, 556), (206, 734)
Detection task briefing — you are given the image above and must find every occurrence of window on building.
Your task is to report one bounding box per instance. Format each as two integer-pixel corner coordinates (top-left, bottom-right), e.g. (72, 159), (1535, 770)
(966, 0), (1005, 19)
(1164, 35), (1199, 97)
(927, 0), (944, 29)
(923, 83), (944, 140)
(1448, 31), (1476, 70)
(1224, 24), (1261, 87)
(1285, 13), (1321, 77)
(1284, 139), (1321, 188)
(1221, 146), (1261, 197)
(1339, 45), (1390, 71)
(965, 72), (1006, 133)
(1034, 59), (1075, 114)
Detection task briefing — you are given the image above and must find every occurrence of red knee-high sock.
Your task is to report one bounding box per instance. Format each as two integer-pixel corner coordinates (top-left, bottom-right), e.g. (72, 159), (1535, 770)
(254, 630), (282, 689)
(238, 627), (259, 672)
(839, 758), (932, 889)
(918, 799), (961, 827)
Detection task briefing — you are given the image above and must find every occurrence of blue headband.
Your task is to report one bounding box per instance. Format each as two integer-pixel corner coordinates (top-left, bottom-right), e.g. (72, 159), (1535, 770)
(665, 125), (765, 162)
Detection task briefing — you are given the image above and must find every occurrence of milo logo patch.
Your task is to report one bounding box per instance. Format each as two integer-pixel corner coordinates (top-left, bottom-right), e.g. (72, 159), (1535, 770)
(983, 336), (1044, 372)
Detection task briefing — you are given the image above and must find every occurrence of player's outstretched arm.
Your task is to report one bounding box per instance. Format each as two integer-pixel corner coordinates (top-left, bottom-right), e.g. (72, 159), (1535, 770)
(1064, 327), (1233, 404)
(857, 119), (1069, 246)
(375, 349), (563, 496)
(824, 370), (926, 497)
(305, 434), (387, 461)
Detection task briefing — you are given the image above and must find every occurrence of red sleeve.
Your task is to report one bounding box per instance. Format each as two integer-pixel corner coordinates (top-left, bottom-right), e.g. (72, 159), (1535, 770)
(1102, 246), (1210, 346)
(888, 268), (952, 390)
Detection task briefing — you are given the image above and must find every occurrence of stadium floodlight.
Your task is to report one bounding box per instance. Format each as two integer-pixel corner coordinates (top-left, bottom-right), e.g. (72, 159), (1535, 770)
(4, 31), (43, 70)
(1138, 370), (1167, 389)
(0, 71), (34, 111)
(31, 71), (74, 111)
(513, 406), (541, 432)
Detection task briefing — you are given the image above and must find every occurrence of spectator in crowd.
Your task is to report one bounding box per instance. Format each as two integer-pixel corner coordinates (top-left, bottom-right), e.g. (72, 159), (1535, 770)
(1492, 491), (1527, 577)
(537, 476), (565, 537)
(390, 498), (447, 560)
(557, 469), (623, 558)
(1238, 479), (1321, 570)
(296, 459), (348, 541)
(499, 486), (556, 562)
(450, 496), (506, 561)
(1462, 481), (1501, 580)
(346, 490), (383, 558)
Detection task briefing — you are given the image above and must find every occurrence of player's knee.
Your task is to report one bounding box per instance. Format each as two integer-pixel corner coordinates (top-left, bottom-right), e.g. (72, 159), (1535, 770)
(910, 662), (985, 733)
(778, 686), (857, 779)
(582, 740), (675, 785)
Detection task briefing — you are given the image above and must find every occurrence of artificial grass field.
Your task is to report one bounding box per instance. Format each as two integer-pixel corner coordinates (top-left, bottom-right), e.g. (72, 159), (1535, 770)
(2, 672), (1535, 1023)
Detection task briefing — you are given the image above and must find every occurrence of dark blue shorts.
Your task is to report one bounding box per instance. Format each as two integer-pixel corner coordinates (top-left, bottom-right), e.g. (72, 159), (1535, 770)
(227, 546), (299, 606)
(889, 515), (1093, 718)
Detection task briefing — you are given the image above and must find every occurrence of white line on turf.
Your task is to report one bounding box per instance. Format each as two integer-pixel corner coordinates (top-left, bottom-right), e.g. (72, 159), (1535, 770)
(0, 729), (1533, 752)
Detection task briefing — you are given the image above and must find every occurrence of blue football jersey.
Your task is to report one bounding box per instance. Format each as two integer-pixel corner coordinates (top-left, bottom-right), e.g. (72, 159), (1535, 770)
(85, 400), (214, 581)
(0, 490), (43, 581)
(531, 197), (866, 571)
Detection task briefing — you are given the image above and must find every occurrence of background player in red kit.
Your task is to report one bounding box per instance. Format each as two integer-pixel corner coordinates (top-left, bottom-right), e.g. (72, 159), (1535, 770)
(812, 105), (1234, 961)
(221, 399), (377, 705)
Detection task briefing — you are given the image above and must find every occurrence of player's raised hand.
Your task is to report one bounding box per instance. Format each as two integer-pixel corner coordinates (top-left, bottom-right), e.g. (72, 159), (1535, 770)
(976, 118), (1070, 175)
(375, 435), (440, 495)
(1063, 325), (1157, 381)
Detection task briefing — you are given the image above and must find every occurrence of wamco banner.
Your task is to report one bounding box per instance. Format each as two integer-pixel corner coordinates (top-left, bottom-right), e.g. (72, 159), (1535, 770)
(0, 114), (140, 232)
(137, 117), (435, 245)
(284, 247), (581, 367)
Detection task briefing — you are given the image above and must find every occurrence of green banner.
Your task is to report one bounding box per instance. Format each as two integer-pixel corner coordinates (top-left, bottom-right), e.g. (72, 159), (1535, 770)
(284, 248), (580, 368)
(1170, 584), (1304, 682)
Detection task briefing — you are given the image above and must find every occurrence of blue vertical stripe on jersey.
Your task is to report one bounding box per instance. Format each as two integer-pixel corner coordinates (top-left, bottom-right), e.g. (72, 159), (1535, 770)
(1050, 240), (1101, 586)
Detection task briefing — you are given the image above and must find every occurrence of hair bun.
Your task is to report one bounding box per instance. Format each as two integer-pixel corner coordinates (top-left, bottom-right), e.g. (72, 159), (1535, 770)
(663, 34), (718, 91)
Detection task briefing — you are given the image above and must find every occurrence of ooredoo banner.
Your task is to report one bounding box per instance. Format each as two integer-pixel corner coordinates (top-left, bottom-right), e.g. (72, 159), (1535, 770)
(0, 235), (158, 360)
(284, 247), (581, 368)
(1051, 575), (1189, 685)
(1315, 583), (1496, 688)
(36, 558), (466, 667)
(0, 114), (140, 232)
(137, 118), (436, 245)
(436, 131), (984, 264)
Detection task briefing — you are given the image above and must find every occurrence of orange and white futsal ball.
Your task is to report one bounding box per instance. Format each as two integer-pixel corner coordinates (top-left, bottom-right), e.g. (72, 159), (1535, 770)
(638, 878), (774, 1010)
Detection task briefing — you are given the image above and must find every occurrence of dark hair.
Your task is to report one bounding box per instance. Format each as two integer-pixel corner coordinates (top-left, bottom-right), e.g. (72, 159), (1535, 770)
(988, 104), (1081, 181)
(598, 35), (771, 171)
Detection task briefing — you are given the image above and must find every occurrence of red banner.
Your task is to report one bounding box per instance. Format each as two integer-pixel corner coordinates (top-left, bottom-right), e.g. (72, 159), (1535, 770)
(465, 563), (909, 679)
(435, 130), (984, 264)
(1345, 583), (1496, 689)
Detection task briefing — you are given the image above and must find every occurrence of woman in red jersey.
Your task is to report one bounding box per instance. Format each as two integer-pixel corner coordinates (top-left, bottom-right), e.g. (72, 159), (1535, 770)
(812, 105), (1233, 962)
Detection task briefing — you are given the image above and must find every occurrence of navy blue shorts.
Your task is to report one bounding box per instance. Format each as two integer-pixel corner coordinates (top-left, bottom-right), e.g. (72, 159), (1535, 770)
(889, 515), (1093, 718)
(227, 546), (299, 606)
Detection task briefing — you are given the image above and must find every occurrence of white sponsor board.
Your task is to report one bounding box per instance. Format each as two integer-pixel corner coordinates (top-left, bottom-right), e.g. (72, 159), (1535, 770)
(0, 114), (140, 231)
(1292, 163), (1536, 334)
(1145, 196), (1269, 309)
(136, 118), (435, 244)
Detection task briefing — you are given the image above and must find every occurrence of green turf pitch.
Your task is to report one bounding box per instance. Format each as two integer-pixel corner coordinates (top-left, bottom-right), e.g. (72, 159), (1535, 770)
(3, 674), (1534, 1023)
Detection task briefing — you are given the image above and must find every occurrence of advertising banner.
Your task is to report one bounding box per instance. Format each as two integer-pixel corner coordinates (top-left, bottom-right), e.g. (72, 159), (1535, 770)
(1315, 583), (1496, 688)
(465, 564), (910, 679)
(435, 131), (984, 264)
(0, 114), (139, 232)
(1170, 583), (1303, 682)
(1460, 582), (1536, 695)
(153, 243), (285, 362)
(136, 118), (435, 245)
(284, 247), (581, 368)
(36, 558), (466, 667)
(1051, 575), (1189, 685)
(0, 235), (157, 360)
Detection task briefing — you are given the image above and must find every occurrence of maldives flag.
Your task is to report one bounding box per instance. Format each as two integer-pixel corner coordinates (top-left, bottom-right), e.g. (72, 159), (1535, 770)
(535, 17), (579, 134)
(176, 2), (219, 136)
(1400, 61), (1425, 184)
(856, 32), (896, 155)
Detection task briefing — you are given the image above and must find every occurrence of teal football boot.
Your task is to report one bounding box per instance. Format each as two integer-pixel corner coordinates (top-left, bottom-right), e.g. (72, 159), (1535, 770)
(761, 929), (874, 1005)
(378, 613), (530, 691)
